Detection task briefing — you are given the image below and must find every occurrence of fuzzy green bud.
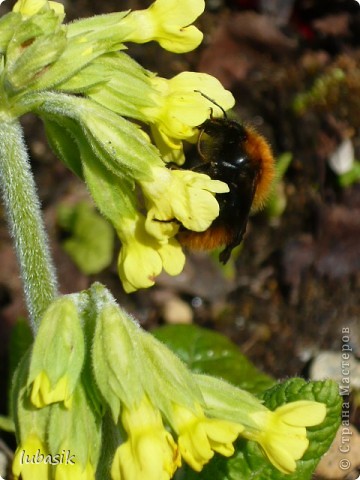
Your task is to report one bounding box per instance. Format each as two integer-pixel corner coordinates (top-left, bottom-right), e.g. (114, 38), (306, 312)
(28, 296), (85, 408)
(92, 297), (144, 421)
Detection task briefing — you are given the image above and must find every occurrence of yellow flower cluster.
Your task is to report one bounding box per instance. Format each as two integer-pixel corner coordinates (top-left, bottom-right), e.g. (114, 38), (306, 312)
(6, 0), (332, 478)
(9, 0), (237, 294)
(114, 166), (229, 292)
(12, 288), (327, 480)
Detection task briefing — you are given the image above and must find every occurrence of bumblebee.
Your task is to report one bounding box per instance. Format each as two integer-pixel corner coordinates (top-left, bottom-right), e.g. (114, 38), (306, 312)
(178, 96), (275, 264)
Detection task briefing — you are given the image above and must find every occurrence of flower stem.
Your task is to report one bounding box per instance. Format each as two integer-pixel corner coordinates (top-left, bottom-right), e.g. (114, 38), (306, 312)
(0, 118), (58, 332)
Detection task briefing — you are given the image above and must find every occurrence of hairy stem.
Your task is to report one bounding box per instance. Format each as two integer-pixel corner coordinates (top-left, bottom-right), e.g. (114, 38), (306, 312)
(0, 118), (58, 332)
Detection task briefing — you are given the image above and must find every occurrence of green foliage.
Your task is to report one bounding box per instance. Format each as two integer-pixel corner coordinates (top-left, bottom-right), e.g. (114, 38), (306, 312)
(0, 415), (15, 432)
(265, 152), (292, 219)
(152, 324), (275, 395)
(293, 68), (346, 114)
(338, 160), (360, 187)
(57, 201), (114, 275)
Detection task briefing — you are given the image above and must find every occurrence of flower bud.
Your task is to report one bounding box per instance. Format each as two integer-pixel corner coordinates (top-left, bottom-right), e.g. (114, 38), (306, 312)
(28, 296), (85, 408)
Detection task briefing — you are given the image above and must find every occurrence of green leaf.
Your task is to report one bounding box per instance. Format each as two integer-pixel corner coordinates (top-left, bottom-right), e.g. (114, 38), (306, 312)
(178, 378), (341, 480)
(9, 317), (33, 381)
(265, 152), (292, 219)
(58, 201), (114, 275)
(0, 415), (15, 432)
(275, 152), (293, 179)
(338, 160), (360, 187)
(152, 325), (275, 395)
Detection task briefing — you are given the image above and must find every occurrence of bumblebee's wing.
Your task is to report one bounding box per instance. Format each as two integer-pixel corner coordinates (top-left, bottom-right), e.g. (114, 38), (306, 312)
(218, 171), (258, 264)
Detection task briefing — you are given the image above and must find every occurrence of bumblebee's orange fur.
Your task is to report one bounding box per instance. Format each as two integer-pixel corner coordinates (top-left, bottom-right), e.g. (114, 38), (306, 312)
(244, 126), (275, 210)
(179, 125), (275, 252)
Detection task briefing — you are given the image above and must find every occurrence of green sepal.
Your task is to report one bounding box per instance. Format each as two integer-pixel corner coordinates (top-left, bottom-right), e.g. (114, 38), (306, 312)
(5, 9), (66, 71)
(27, 296), (85, 398)
(57, 201), (114, 275)
(84, 52), (156, 120)
(67, 11), (129, 38)
(153, 324), (275, 395)
(47, 382), (102, 468)
(138, 329), (205, 421)
(35, 93), (160, 183)
(91, 298), (144, 421)
(43, 116), (83, 178)
(80, 101), (160, 182)
(5, 9), (62, 56)
(81, 141), (137, 228)
(0, 12), (22, 55)
(54, 59), (111, 94)
(5, 31), (67, 93)
(32, 31), (125, 92)
(11, 349), (50, 443)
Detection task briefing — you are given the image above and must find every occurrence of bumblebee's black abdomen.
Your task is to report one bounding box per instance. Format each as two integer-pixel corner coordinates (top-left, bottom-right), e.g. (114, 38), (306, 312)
(178, 116), (275, 264)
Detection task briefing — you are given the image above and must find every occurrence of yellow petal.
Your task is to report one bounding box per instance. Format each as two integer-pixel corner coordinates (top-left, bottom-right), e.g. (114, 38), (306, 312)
(158, 238), (186, 276)
(172, 404), (242, 471)
(31, 372), (71, 408)
(118, 243), (162, 292)
(55, 461), (95, 480)
(13, 434), (49, 480)
(111, 397), (181, 480)
(275, 401), (326, 427)
(120, 0), (205, 53)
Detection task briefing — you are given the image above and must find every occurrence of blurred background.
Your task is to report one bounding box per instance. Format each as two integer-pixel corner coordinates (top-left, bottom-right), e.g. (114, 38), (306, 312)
(0, 1), (360, 477)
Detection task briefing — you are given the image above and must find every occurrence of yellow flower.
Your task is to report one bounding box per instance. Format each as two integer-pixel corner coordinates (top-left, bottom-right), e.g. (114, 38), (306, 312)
(243, 401), (327, 474)
(117, 215), (185, 293)
(30, 372), (72, 408)
(119, 0), (205, 53)
(111, 397), (181, 480)
(171, 403), (243, 471)
(141, 166), (229, 236)
(13, 0), (64, 17)
(143, 72), (235, 154)
(55, 461), (95, 480)
(13, 433), (49, 480)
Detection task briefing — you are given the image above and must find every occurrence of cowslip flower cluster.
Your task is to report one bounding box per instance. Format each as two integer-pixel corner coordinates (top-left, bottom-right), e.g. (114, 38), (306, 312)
(0, 0), (235, 294)
(1, 2), (335, 479)
(12, 284), (327, 479)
